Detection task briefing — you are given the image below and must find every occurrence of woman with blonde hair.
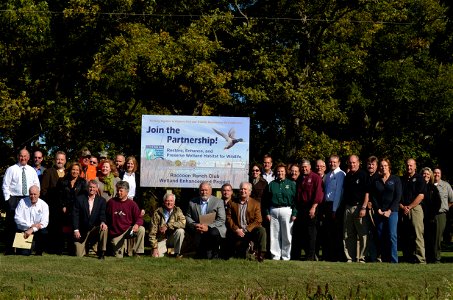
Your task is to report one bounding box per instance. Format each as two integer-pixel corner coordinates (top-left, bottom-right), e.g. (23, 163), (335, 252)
(120, 156), (144, 216)
(420, 167), (442, 263)
(95, 159), (120, 201)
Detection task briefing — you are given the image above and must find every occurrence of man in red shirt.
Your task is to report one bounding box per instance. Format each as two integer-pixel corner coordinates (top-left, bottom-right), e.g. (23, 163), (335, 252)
(106, 181), (145, 258)
(293, 159), (324, 260)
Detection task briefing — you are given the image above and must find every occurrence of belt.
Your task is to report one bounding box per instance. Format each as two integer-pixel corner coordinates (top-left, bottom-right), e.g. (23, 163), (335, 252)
(9, 195), (27, 199)
(271, 205), (290, 208)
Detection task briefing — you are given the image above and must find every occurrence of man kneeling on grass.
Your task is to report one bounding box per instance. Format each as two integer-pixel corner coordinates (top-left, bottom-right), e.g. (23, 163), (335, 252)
(149, 193), (186, 258)
(226, 182), (266, 262)
(106, 181), (145, 258)
(73, 180), (108, 259)
(14, 185), (49, 255)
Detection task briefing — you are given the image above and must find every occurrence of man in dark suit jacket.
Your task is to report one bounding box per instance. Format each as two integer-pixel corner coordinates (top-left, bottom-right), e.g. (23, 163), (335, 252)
(226, 182), (266, 261)
(73, 180), (108, 259)
(38, 151), (67, 254)
(185, 181), (226, 259)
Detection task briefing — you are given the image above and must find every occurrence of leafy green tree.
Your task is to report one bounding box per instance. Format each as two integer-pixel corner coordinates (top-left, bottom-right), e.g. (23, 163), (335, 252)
(0, 0), (452, 178)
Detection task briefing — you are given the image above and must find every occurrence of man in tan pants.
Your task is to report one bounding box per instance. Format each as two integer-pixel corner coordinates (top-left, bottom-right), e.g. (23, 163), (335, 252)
(73, 180), (108, 259)
(106, 181), (145, 258)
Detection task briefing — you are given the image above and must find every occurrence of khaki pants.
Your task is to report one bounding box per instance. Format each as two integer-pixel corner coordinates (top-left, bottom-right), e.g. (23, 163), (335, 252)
(111, 226), (145, 258)
(400, 205), (425, 263)
(156, 228), (185, 257)
(343, 205), (368, 262)
(74, 226), (108, 257)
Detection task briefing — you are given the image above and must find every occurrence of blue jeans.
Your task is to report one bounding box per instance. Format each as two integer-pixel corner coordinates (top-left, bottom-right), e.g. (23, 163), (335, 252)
(375, 212), (398, 263)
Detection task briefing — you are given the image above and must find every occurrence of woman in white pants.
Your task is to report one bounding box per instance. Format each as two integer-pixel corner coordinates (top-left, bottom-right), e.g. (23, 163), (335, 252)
(265, 164), (297, 260)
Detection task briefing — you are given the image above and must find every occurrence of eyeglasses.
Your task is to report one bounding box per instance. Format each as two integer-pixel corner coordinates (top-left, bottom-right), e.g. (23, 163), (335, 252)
(90, 161), (97, 165)
(34, 157), (43, 159)
(252, 169), (260, 172)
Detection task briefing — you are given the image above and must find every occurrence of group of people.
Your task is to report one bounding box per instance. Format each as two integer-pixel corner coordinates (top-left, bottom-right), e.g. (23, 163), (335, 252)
(2, 149), (144, 258)
(2, 149), (453, 263)
(247, 154), (453, 263)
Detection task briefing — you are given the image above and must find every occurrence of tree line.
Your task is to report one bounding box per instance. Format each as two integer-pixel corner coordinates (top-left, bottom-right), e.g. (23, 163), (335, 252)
(1, 0), (452, 177)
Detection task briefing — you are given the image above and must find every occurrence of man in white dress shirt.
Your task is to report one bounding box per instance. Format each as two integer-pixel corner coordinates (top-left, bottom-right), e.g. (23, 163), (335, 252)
(320, 154), (346, 261)
(14, 185), (49, 255)
(2, 149), (40, 255)
(262, 154), (275, 184)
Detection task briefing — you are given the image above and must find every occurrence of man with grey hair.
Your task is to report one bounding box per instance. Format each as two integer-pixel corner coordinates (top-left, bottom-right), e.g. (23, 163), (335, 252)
(106, 181), (145, 258)
(293, 159), (323, 261)
(185, 181), (226, 259)
(226, 182), (266, 261)
(316, 159), (327, 180)
(73, 180), (108, 259)
(150, 193), (186, 258)
(427, 168), (453, 263)
(14, 185), (49, 255)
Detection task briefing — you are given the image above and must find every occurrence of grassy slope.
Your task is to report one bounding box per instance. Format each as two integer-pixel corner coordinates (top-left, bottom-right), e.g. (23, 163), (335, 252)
(1, 255), (452, 299)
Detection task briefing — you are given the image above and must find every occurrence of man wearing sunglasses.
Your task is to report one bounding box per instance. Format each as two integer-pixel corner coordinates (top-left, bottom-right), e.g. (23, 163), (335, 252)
(33, 150), (46, 182)
(79, 148), (96, 181)
(89, 157), (98, 167)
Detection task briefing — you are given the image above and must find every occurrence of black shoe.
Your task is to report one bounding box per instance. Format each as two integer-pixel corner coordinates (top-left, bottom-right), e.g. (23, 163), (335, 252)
(98, 251), (105, 260)
(4, 250), (14, 256)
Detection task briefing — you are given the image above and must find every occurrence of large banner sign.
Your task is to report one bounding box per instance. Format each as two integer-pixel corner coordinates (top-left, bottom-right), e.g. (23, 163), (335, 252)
(140, 115), (250, 188)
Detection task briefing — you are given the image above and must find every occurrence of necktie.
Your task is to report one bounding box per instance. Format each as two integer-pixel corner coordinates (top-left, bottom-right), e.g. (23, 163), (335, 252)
(22, 167), (27, 195)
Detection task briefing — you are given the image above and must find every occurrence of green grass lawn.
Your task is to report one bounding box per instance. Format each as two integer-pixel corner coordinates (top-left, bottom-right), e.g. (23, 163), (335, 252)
(1, 254), (453, 299)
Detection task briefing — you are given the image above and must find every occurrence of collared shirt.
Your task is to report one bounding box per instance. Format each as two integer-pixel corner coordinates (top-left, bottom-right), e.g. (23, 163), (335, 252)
(401, 173), (426, 206)
(266, 178), (297, 216)
(262, 171), (275, 184)
(343, 169), (368, 206)
(370, 175), (402, 212)
(34, 166), (45, 177)
(296, 171), (324, 207)
(2, 164), (40, 200)
(239, 200), (248, 230)
(163, 208), (172, 223)
(14, 198), (49, 232)
(200, 198), (209, 215)
(122, 172), (136, 198)
(324, 167), (346, 212)
(435, 180), (453, 213)
(88, 197), (95, 215)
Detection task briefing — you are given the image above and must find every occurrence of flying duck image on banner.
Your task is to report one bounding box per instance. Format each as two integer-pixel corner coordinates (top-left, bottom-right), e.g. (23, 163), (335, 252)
(140, 115), (250, 188)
